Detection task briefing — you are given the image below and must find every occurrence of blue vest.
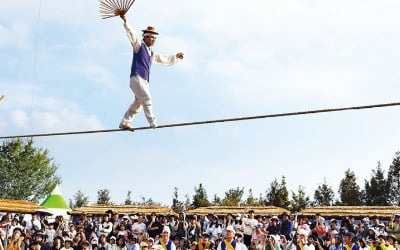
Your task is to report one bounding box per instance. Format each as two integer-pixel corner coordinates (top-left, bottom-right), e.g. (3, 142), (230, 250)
(130, 42), (152, 81)
(221, 240), (236, 250)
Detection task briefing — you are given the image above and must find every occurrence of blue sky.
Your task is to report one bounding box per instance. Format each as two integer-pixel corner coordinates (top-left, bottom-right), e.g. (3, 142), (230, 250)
(1, 0), (400, 206)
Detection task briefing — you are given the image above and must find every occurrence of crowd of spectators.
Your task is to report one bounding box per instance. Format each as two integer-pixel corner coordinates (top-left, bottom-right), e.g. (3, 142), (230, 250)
(1, 209), (400, 250)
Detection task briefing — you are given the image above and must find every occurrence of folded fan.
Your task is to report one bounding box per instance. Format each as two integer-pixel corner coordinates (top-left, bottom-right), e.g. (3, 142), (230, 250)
(99, 0), (135, 19)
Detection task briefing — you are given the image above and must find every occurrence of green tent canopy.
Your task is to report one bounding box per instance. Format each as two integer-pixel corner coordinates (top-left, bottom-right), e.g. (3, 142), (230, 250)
(40, 185), (70, 210)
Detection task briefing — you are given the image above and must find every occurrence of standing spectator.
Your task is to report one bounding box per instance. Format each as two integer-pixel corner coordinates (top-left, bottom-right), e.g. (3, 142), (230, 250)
(187, 218), (201, 243)
(312, 218), (327, 239)
(99, 216), (113, 237)
(206, 216), (222, 242)
(280, 212), (293, 240)
(328, 219), (340, 239)
(131, 216), (147, 238)
(242, 210), (257, 248)
(387, 214), (400, 240)
(83, 215), (96, 240)
(174, 213), (188, 240)
(266, 216), (280, 236)
(147, 213), (162, 239)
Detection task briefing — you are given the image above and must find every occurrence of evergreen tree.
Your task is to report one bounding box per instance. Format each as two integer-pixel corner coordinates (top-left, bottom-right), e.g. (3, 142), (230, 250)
(139, 196), (161, 206)
(265, 176), (290, 209)
(313, 178), (335, 206)
(192, 183), (211, 208)
(171, 187), (183, 213)
(184, 194), (191, 211)
(364, 162), (390, 205)
(124, 190), (133, 205)
(0, 139), (61, 201)
(97, 189), (112, 205)
(212, 194), (221, 205)
(291, 185), (310, 212)
(69, 190), (89, 209)
(388, 151), (400, 205)
(242, 189), (259, 206)
(221, 187), (244, 206)
(338, 169), (361, 205)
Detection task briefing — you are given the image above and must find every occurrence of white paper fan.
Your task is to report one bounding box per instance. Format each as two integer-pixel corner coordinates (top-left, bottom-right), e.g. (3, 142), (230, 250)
(99, 0), (136, 19)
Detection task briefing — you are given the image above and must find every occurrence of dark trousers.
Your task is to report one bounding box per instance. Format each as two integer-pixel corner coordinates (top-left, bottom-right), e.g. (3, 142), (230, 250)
(244, 234), (252, 247)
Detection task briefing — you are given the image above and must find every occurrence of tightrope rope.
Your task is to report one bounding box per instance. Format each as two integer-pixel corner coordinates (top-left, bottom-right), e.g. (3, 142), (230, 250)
(1, 102), (399, 139)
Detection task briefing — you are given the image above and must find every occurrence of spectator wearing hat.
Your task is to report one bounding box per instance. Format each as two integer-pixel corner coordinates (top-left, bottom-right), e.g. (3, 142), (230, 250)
(198, 233), (213, 250)
(60, 239), (73, 250)
(29, 241), (42, 250)
(125, 235), (139, 250)
(189, 241), (198, 250)
(266, 216), (280, 236)
(328, 219), (340, 239)
(343, 232), (359, 250)
(217, 226), (236, 250)
(141, 242), (149, 250)
(33, 232), (50, 250)
(234, 233), (247, 250)
(157, 226), (176, 250)
(206, 216), (222, 242)
(83, 215), (96, 241)
(242, 210), (257, 248)
(147, 238), (155, 249)
(118, 14), (184, 130)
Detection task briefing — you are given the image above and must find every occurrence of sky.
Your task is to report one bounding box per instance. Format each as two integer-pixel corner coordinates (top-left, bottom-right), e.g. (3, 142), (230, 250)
(1, 0), (400, 207)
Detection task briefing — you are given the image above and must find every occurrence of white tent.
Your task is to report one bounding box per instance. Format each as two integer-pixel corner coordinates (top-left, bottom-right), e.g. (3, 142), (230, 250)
(40, 185), (71, 220)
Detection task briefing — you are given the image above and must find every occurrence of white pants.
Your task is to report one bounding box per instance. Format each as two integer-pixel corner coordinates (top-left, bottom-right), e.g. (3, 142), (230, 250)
(121, 75), (156, 125)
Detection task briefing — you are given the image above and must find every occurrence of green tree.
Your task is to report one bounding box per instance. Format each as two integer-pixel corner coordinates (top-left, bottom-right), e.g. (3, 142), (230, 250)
(192, 183), (211, 208)
(139, 196), (161, 206)
(388, 152), (400, 205)
(171, 187), (183, 213)
(363, 162), (390, 205)
(124, 190), (133, 205)
(313, 178), (335, 206)
(97, 189), (112, 205)
(242, 189), (259, 206)
(212, 194), (221, 205)
(291, 185), (310, 212)
(69, 190), (89, 209)
(221, 187), (244, 206)
(0, 139), (61, 202)
(338, 169), (361, 205)
(265, 176), (290, 209)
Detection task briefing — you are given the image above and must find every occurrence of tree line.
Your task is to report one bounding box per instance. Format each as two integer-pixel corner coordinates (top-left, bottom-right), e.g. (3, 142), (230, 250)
(1, 139), (400, 212)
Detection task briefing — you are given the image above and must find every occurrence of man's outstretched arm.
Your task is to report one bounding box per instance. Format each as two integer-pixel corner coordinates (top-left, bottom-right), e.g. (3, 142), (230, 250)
(120, 14), (141, 52)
